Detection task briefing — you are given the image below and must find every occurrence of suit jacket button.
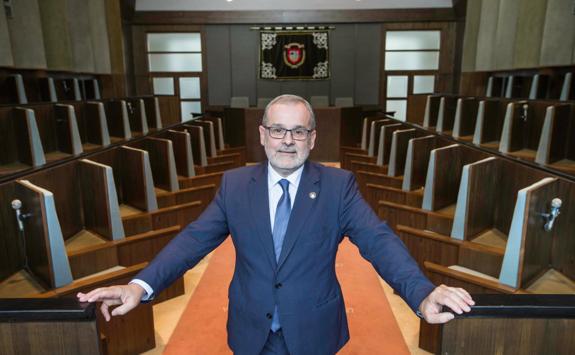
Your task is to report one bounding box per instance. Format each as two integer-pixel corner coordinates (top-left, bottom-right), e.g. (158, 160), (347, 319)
(275, 283), (282, 289)
(266, 313), (272, 319)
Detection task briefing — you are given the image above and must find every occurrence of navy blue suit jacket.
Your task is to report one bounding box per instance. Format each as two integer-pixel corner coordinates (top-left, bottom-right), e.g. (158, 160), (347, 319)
(135, 161), (435, 354)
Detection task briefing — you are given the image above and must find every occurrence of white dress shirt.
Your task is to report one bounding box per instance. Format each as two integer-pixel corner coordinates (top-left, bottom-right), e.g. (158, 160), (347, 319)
(132, 162), (304, 300)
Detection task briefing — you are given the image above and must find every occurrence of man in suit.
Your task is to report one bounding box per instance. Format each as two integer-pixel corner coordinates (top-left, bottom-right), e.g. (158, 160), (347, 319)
(78, 94), (473, 354)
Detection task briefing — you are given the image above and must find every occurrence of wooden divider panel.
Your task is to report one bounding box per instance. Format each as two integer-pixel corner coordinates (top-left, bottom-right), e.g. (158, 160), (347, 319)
(499, 178), (558, 289)
(184, 125), (208, 166)
(436, 96), (458, 134)
(140, 137), (179, 192)
(53, 104), (82, 155)
(536, 104), (575, 167)
(120, 146), (157, 212)
(143, 96), (162, 130)
(368, 119), (393, 157)
(422, 145), (489, 213)
(406, 94), (428, 125)
(453, 97), (479, 139)
(402, 135), (442, 191)
(79, 159), (125, 241)
(203, 116), (225, 150)
(376, 123), (404, 166)
(125, 98), (148, 135)
(338, 107), (363, 148)
(191, 120), (217, 158)
(106, 100), (131, 140)
(163, 130), (195, 177)
(84, 101), (111, 147)
(423, 95), (441, 128)
(15, 180), (73, 289)
(473, 99), (507, 146)
(451, 157), (500, 241)
(13, 108), (46, 167)
(222, 108), (246, 148)
(388, 128), (417, 177)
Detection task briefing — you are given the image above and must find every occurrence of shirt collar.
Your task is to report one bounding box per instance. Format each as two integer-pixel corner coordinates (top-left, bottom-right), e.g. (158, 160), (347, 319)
(267, 162), (304, 189)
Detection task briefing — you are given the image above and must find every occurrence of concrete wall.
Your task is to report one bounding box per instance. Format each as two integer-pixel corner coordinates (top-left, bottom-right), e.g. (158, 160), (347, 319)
(462, 0), (575, 71)
(206, 24), (381, 106)
(4, 0), (113, 73)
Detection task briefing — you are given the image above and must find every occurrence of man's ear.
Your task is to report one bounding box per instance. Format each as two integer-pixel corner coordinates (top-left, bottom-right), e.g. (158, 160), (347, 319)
(259, 125), (266, 146)
(308, 130), (317, 150)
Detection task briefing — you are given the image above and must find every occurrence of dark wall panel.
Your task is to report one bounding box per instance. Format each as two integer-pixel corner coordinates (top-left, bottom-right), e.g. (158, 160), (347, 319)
(206, 25), (232, 105)
(330, 24), (355, 104)
(354, 24), (381, 105)
(229, 26), (257, 105)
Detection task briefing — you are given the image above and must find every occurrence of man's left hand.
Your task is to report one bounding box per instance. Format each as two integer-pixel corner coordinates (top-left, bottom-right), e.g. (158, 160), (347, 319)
(418, 284), (474, 324)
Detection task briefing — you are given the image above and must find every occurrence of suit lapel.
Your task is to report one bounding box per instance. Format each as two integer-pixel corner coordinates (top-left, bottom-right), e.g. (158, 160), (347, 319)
(248, 162), (277, 269)
(277, 161), (321, 270)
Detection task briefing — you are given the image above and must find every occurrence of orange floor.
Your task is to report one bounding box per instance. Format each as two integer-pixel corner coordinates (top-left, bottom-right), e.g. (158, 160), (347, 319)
(163, 238), (409, 354)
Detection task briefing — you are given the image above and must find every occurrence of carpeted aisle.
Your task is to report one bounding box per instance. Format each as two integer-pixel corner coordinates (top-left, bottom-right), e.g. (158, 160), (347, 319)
(163, 238), (410, 354)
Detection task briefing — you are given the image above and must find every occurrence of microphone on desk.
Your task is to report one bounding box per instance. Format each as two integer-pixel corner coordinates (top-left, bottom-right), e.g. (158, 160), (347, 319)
(543, 198), (562, 232)
(11, 199), (31, 232)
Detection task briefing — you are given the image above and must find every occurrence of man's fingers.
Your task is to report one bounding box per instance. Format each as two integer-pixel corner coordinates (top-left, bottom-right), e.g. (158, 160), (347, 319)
(100, 302), (111, 322)
(110, 300), (137, 317)
(426, 311), (455, 324)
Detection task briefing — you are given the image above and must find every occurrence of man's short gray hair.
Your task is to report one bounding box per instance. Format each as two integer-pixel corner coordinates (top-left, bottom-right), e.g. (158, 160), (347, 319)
(262, 94), (316, 129)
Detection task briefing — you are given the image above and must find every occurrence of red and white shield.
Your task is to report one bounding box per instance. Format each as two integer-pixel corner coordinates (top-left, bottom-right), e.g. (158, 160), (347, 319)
(283, 43), (306, 69)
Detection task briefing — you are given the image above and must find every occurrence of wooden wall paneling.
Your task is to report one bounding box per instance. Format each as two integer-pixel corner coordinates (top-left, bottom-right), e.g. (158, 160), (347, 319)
(120, 146), (157, 212)
(222, 108), (246, 148)
(67, 243), (119, 279)
(51, 263), (156, 355)
(339, 107), (364, 147)
(178, 171), (223, 190)
(406, 94), (428, 125)
(150, 201), (203, 231)
(397, 225), (460, 270)
(116, 226), (180, 267)
(157, 95), (181, 127)
(457, 242), (504, 278)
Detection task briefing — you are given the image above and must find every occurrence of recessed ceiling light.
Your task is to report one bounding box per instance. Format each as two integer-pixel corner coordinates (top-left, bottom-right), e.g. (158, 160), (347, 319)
(226, 0), (233, 2)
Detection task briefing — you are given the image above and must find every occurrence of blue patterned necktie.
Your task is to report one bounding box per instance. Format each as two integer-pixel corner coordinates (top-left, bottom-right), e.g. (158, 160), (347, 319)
(271, 178), (291, 331)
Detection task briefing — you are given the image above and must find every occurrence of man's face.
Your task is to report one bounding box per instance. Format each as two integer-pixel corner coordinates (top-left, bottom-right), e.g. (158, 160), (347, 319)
(259, 102), (316, 177)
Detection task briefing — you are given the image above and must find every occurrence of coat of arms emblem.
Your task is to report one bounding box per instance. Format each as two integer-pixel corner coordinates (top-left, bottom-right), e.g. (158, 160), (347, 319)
(283, 43), (306, 68)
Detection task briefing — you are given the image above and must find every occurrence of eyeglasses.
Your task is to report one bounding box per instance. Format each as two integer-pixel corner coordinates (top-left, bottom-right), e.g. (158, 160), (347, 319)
(263, 126), (313, 141)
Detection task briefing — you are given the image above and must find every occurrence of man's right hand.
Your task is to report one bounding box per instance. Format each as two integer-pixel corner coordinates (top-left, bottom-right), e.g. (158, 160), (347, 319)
(77, 284), (145, 322)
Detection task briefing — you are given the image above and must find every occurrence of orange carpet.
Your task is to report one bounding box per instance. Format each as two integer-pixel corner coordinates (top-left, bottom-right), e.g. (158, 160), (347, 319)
(164, 238), (410, 354)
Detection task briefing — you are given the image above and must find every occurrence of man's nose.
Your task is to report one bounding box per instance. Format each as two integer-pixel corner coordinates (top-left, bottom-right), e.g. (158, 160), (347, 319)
(282, 130), (294, 144)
